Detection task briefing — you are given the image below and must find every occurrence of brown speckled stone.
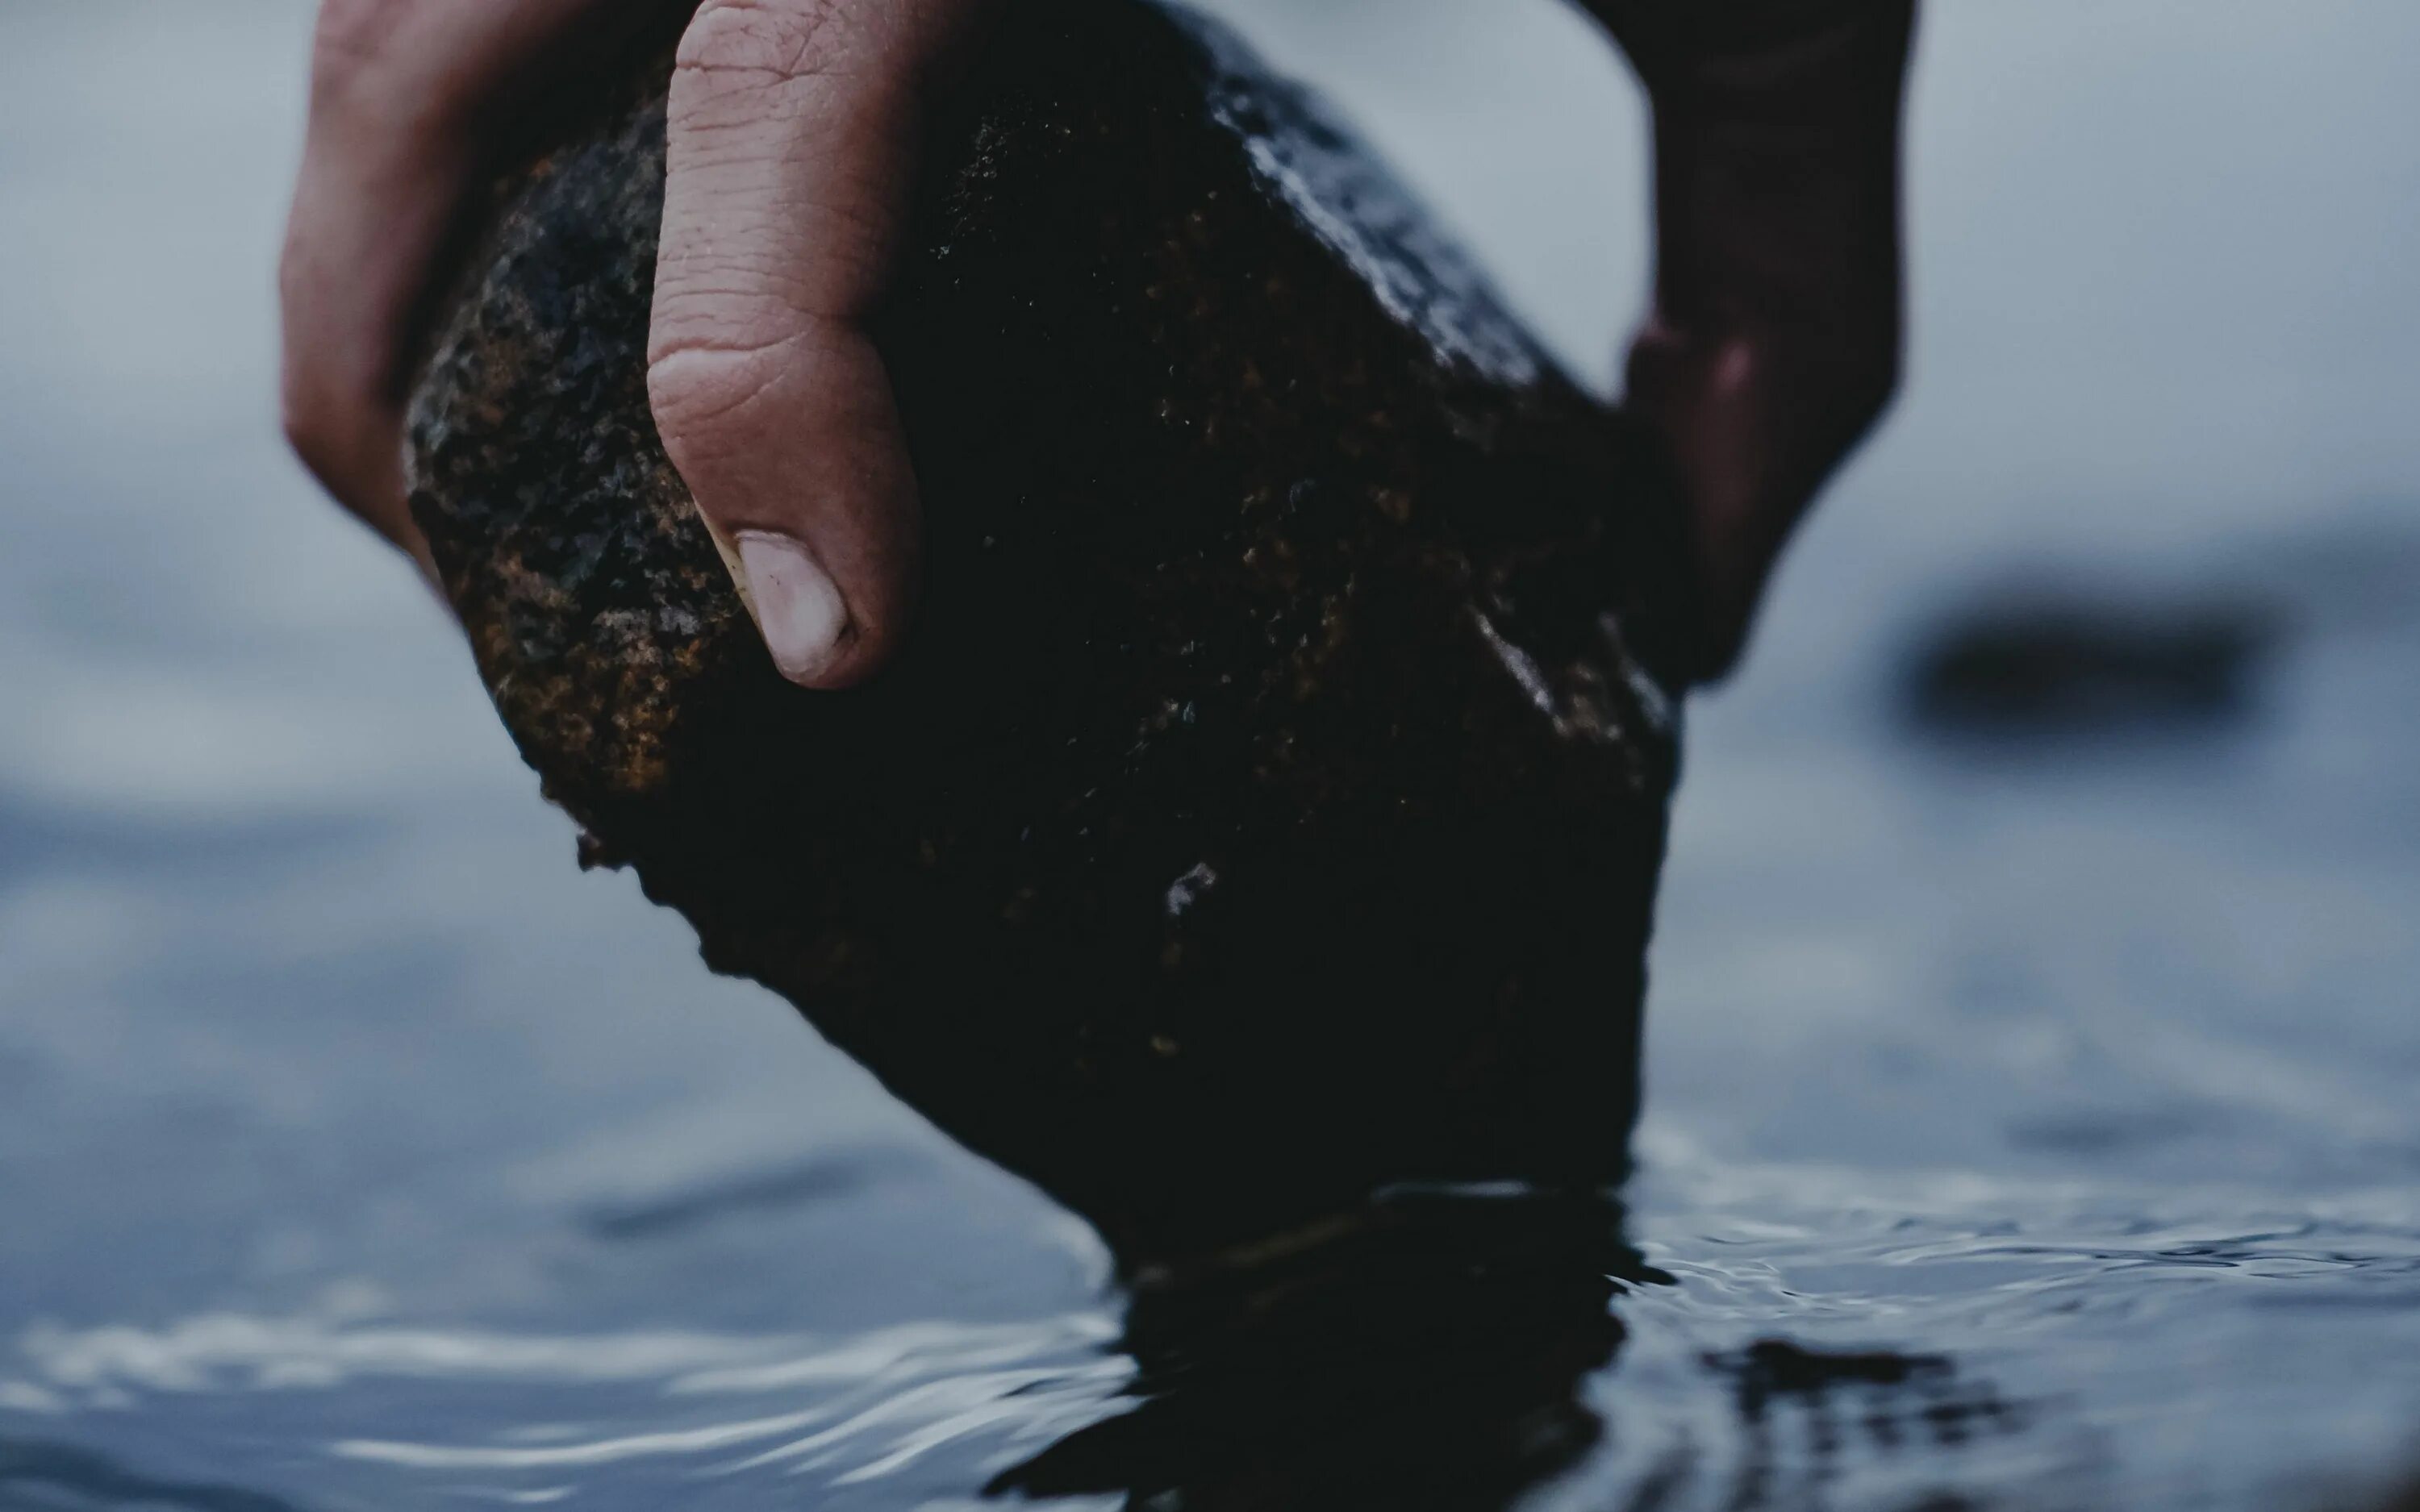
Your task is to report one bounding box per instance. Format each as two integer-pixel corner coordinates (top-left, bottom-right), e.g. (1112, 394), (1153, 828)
(408, 0), (1692, 1263)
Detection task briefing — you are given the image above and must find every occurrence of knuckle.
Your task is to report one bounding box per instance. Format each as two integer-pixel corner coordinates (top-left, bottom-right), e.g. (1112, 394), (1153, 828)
(277, 350), (386, 513)
(309, 0), (411, 87)
(677, 0), (872, 87)
(284, 423), (354, 509)
(279, 379), (344, 489)
(280, 408), (323, 474)
(275, 280), (348, 489)
(646, 337), (794, 456)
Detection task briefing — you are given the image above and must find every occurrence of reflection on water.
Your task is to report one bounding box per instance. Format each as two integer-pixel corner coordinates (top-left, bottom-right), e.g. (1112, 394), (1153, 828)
(996, 1191), (1641, 1510)
(6, 1), (2420, 1510)
(5, 1316), (1124, 1506)
(22, 1166), (2420, 1509)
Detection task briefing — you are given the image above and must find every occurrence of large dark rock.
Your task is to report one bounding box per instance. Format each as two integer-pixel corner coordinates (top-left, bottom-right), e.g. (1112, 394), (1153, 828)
(407, 0), (1692, 1263)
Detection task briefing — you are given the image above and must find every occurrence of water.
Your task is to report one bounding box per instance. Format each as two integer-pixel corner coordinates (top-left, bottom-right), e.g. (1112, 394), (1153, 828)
(4, 2), (2418, 1508)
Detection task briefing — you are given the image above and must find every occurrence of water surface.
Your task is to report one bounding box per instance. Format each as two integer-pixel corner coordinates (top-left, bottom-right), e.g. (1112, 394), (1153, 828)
(4, 2), (2418, 1508)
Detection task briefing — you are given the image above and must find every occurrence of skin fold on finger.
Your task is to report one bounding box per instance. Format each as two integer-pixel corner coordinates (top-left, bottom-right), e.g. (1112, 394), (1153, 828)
(648, 0), (993, 690)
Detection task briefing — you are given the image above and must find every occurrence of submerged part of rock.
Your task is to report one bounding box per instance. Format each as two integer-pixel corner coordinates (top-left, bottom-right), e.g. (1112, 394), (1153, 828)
(407, 0), (1694, 1263)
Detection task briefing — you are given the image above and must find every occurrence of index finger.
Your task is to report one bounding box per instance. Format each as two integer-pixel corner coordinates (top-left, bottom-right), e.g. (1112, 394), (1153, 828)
(279, 0), (622, 558)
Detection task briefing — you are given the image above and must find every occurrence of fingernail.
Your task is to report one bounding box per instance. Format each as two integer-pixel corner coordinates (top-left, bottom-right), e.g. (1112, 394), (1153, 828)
(735, 531), (851, 685)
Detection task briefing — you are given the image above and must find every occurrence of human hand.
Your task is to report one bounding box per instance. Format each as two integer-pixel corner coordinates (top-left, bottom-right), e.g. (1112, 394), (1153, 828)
(1593, 0), (1917, 680)
(284, 0), (1907, 690)
(281, 0), (992, 685)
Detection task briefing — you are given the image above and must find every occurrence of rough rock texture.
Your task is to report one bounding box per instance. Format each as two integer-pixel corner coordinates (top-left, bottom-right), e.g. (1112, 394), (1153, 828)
(408, 0), (1692, 1262)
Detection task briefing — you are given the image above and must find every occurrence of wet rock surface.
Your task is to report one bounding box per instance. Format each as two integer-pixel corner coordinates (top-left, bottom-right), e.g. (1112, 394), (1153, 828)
(408, 0), (1693, 1262)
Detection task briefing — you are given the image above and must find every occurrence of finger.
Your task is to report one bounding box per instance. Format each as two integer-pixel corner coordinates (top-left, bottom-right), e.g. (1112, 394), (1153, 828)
(279, 0), (609, 567)
(1603, 0), (1916, 680)
(648, 0), (990, 690)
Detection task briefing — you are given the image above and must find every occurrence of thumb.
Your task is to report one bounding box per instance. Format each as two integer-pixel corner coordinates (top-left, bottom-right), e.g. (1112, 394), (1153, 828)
(648, 0), (984, 689)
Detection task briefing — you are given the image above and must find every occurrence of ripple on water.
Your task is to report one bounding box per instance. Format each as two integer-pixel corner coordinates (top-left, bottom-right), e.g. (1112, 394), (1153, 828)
(7, 1308), (1128, 1510)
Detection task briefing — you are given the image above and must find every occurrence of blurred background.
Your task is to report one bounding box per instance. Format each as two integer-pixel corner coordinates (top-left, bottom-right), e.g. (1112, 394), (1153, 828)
(3, 1), (2418, 1508)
